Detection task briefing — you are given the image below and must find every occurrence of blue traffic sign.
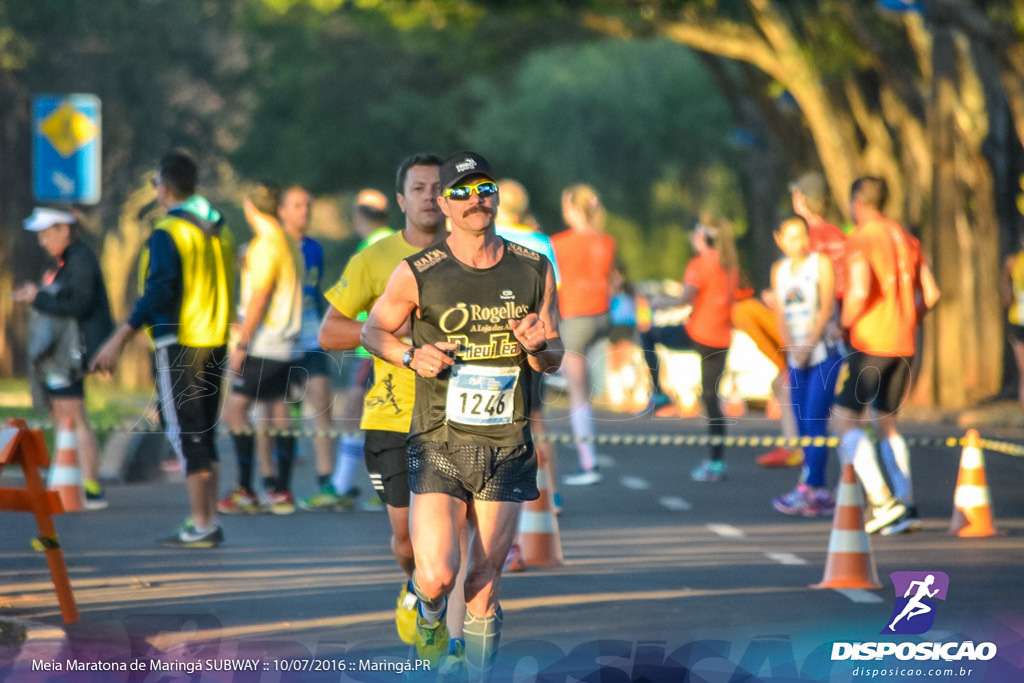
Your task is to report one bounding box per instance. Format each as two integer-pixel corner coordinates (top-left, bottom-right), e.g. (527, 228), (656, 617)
(33, 94), (102, 205)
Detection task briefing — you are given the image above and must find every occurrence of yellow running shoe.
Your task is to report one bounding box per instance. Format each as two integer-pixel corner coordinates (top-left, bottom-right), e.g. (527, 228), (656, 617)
(263, 491), (296, 515)
(415, 612), (450, 667)
(395, 583), (418, 644)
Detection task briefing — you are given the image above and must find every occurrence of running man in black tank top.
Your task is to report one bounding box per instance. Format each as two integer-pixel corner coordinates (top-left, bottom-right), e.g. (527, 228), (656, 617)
(362, 152), (562, 677)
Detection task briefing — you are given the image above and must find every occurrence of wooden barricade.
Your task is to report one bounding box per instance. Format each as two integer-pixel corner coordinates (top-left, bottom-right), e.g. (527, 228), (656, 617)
(0, 417), (79, 623)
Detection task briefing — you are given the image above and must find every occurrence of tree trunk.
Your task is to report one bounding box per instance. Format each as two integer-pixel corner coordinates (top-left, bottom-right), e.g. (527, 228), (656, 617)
(100, 184), (162, 391)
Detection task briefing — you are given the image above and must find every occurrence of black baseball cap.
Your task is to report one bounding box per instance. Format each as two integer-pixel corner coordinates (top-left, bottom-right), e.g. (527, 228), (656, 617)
(439, 151), (494, 190)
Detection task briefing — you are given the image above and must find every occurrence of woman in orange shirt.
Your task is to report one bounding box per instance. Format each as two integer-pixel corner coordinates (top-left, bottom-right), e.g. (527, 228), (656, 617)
(551, 184), (618, 486)
(680, 215), (739, 482)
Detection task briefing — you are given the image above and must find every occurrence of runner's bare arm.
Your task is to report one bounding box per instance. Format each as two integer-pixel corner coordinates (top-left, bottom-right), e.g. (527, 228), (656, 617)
(840, 256), (869, 329)
(361, 261), (455, 376)
(238, 285), (273, 349)
(318, 306), (363, 351)
(918, 260), (940, 312)
(810, 255), (836, 346)
(768, 261), (794, 349)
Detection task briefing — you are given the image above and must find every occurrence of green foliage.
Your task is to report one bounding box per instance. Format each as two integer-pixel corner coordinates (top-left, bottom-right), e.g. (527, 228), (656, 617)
(0, 6), (33, 70)
(228, 3), (584, 194)
(5, 0), (251, 211)
(230, 6), (464, 193)
(468, 37), (738, 277)
(6, 1), (744, 303)
(606, 213), (692, 283)
(252, 0), (483, 31)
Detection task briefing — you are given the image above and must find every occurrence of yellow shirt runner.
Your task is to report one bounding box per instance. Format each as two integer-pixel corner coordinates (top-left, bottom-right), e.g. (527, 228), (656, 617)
(324, 231), (421, 432)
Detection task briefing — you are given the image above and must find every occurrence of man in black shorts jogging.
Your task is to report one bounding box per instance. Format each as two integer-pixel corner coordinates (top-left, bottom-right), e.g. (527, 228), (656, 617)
(318, 154), (461, 659)
(362, 151), (563, 678)
(831, 177), (939, 536)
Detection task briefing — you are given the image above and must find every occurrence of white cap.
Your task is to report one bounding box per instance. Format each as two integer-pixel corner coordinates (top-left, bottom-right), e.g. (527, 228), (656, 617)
(24, 207), (76, 232)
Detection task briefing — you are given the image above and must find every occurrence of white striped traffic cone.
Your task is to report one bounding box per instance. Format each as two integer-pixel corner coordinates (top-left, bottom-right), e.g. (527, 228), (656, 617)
(812, 461), (881, 590)
(519, 450), (563, 567)
(949, 430), (997, 537)
(47, 418), (84, 513)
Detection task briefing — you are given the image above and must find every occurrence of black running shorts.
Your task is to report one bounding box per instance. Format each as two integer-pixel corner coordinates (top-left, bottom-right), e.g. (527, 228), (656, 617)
(154, 344), (225, 476)
(230, 355), (294, 400)
(364, 429), (410, 508)
(408, 439), (539, 503)
(299, 349), (333, 378)
(833, 351), (912, 416)
(46, 378), (84, 399)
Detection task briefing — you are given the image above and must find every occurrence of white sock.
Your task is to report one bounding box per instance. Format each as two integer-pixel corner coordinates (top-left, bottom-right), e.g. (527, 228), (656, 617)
(412, 575), (446, 624)
(881, 435), (913, 505)
(332, 433), (364, 494)
(569, 404), (597, 471)
(842, 429), (892, 507)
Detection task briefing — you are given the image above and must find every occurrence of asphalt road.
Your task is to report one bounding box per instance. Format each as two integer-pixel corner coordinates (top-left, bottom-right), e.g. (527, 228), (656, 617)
(1, 410), (1023, 682)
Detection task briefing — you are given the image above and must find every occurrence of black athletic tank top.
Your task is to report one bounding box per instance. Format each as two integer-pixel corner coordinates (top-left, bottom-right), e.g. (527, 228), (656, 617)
(406, 237), (549, 445)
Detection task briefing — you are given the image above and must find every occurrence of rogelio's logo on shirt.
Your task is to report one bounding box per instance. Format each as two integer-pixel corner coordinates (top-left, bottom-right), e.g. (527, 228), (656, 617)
(439, 301), (530, 333)
(883, 571), (948, 635)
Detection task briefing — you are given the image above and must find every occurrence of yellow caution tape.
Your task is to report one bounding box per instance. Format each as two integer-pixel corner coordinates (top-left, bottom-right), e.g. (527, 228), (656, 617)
(25, 420), (1024, 457)
(31, 536), (60, 552)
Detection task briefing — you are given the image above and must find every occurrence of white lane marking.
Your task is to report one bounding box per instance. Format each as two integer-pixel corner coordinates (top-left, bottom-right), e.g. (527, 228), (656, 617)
(765, 552), (808, 565)
(658, 496), (692, 511)
(707, 524), (745, 538)
(836, 589), (884, 604)
(620, 476), (650, 490)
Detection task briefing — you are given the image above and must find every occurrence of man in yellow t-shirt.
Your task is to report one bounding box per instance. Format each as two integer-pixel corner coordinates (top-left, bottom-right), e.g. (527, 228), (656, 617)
(219, 183), (305, 515)
(313, 188), (395, 511)
(318, 153), (447, 647)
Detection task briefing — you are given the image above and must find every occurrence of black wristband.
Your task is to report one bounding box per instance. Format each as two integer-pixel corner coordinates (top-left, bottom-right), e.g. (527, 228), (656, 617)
(526, 340), (548, 356)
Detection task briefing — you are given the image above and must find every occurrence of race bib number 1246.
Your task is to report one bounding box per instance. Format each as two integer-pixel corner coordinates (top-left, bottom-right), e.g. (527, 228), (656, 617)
(445, 365), (520, 426)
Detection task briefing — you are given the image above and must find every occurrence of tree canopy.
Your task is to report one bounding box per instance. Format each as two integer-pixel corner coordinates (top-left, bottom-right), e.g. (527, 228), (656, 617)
(1, 0), (1022, 407)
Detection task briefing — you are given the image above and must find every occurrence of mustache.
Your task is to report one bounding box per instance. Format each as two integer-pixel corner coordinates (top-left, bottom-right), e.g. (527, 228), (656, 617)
(463, 205), (494, 218)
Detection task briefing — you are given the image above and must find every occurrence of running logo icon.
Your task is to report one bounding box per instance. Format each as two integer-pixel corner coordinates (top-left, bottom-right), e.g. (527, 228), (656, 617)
(882, 571), (949, 635)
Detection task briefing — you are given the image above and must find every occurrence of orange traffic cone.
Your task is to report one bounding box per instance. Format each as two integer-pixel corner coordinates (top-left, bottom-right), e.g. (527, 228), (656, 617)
(812, 462), (882, 590)
(47, 419), (83, 513)
(518, 450), (563, 567)
(949, 430), (997, 537)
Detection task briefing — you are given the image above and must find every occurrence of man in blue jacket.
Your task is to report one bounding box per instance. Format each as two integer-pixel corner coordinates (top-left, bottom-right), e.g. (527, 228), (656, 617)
(92, 152), (235, 548)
